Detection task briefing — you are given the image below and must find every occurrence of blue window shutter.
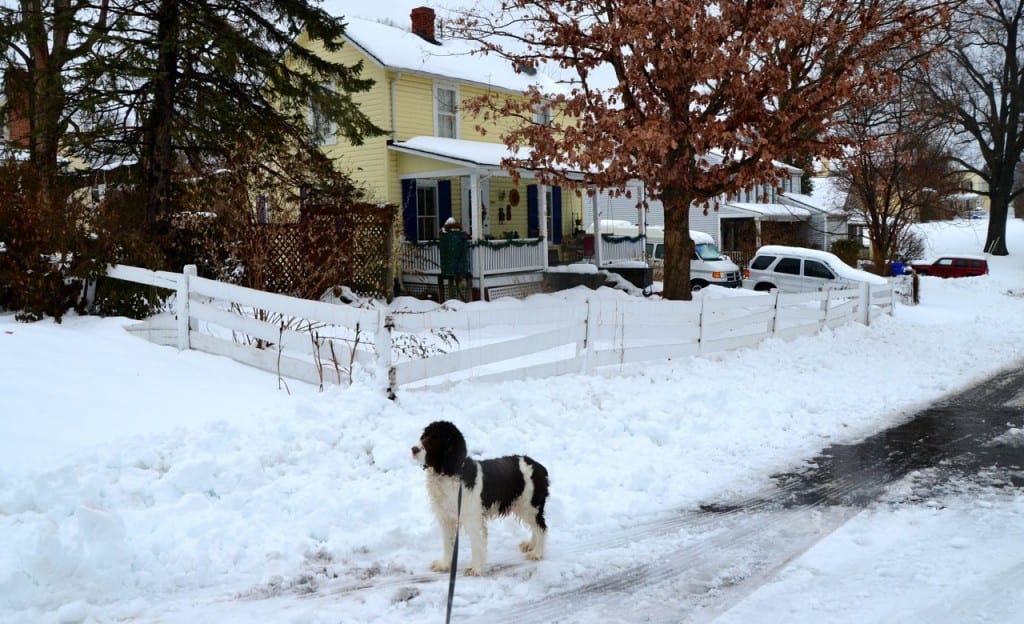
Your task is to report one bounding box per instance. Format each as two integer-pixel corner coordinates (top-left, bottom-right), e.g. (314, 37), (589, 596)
(402, 179), (417, 241)
(438, 180), (452, 227)
(527, 185), (538, 238)
(552, 186), (563, 244)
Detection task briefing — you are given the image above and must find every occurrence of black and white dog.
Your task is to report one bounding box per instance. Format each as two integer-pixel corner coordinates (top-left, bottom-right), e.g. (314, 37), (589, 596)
(411, 420), (549, 576)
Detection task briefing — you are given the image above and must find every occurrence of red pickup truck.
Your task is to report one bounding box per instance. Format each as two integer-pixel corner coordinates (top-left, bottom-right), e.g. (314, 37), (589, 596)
(911, 256), (989, 278)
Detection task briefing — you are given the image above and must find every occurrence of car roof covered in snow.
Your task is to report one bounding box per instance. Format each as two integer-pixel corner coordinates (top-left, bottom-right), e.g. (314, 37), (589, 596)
(755, 244), (888, 284)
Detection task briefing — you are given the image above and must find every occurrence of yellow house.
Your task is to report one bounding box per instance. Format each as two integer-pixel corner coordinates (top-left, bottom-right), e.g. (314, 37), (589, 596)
(300, 6), (587, 299)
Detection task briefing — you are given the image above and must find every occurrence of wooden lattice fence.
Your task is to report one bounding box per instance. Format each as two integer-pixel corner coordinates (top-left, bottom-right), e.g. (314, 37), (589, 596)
(254, 202), (395, 300)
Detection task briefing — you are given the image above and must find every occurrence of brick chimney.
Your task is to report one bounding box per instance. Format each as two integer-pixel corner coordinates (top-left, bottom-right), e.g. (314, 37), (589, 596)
(411, 6), (438, 44)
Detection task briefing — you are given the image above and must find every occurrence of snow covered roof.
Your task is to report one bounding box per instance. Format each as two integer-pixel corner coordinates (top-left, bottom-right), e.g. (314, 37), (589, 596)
(389, 136), (586, 176)
(725, 202), (810, 221)
(808, 176), (849, 215)
(0, 147), (30, 162)
(779, 190), (847, 217)
(330, 14), (563, 95)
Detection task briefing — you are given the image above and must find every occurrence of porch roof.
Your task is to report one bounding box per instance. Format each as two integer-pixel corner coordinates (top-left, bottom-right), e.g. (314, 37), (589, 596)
(780, 191), (847, 217)
(388, 136), (587, 179)
(724, 202), (810, 221)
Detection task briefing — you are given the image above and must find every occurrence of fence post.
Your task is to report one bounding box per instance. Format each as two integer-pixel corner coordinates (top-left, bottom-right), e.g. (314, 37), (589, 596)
(768, 289), (779, 336)
(582, 298), (595, 373)
(859, 281), (871, 326)
(697, 294), (706, 354)
(177, 265), (196, 351)
(820, 287), (831, 329)
(376, 310), (396, 399)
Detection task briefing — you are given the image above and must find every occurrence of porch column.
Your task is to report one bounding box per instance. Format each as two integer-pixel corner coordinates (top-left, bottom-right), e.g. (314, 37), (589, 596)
(538, 182), (549, 269)
(592, 187), (603, 267)
(471, 171), (485, 300)
(755, 218), (763, 248)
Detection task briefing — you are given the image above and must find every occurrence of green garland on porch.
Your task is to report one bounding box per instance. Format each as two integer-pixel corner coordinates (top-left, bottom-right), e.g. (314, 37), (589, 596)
(406, 237), (544, 249)
(601, 233), (644, 243)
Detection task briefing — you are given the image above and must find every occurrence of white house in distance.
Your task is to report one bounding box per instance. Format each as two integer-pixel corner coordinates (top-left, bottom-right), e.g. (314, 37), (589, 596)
(589, 162), (852, 266)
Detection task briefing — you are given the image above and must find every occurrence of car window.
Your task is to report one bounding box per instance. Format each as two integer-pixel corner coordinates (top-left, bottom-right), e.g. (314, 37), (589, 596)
(804, 259), (835, 279)
(750, 255), (776, 270)
(695, 243), (725, 261)
(954, 259), (968, 267)
(970, 260), (984, 268)
(774, 257), (801, 275)
(938, 258), (953, 267)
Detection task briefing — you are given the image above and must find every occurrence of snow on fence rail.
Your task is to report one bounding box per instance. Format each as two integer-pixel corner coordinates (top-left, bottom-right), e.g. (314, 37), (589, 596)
(106, 264), (894, 395)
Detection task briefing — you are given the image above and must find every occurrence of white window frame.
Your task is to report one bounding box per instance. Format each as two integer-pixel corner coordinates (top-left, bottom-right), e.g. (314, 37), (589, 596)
(533, 102), (553, 126)
(434, 83), (459, 139)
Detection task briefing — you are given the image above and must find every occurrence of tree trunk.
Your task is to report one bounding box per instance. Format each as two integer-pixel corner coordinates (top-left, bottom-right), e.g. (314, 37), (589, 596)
(21, 0), (67, 213)
(661, 184), (694, 301)
(986, 193), (1010, 255)
(144, 0), (180, 221)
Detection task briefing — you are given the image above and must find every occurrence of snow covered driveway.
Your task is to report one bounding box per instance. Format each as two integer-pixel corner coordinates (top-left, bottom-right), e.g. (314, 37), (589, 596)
(460, 365), (1024, 623)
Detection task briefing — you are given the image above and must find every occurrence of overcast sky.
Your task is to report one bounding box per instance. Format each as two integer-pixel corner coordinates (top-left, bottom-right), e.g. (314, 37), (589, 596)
(321, 0), (474, 25)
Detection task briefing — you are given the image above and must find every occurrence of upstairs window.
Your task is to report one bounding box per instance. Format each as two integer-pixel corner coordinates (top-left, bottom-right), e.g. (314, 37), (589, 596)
(308, 85), (337, 145)
(533, 103), (552, 126)
(435, 84), (458, 138)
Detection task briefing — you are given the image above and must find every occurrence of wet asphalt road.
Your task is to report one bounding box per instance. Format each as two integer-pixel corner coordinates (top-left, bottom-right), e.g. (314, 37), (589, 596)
(463, 364), (1024, 623)
(769, 362), (1024, 509)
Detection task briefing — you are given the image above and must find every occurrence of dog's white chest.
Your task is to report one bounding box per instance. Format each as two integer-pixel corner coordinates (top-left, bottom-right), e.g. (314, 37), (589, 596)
(425, 472), (464, 522)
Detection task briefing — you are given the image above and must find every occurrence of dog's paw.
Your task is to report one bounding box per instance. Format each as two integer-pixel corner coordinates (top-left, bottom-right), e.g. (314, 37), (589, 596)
(524, 550), (543, 561)
(430, 560), (451, 573)
(519, 540), (532, 553)
(463, 566), (482, 577)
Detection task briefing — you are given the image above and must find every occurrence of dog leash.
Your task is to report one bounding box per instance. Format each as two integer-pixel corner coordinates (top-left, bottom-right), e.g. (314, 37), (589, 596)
(445, 478), (463, 624)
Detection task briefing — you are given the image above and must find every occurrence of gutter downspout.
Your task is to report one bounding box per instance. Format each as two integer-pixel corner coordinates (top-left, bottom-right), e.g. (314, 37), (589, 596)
(389, 72), (402, 141)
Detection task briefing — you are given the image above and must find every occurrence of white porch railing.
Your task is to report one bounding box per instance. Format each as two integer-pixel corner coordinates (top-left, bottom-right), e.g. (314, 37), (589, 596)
(401, 238), (546, 276)
(598, 236), (645, 264)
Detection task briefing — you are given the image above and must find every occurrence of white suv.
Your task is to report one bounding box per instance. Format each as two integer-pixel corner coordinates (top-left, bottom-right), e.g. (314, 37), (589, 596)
(743, 245), (887, 293)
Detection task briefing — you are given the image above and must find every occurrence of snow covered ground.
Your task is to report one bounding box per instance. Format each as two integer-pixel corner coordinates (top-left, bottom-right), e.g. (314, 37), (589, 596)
(3, 217), (1024, 623)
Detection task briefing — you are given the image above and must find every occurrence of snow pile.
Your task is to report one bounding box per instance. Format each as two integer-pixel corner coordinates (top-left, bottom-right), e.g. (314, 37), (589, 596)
(2, 217), (1024, 623)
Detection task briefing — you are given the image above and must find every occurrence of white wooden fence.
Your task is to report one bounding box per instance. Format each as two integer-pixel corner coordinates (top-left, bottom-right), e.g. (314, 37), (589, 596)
(107, 264), (894, 395)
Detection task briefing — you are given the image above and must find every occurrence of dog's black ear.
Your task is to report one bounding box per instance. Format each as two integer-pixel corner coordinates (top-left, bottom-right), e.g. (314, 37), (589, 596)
(441, 435), (467, 476)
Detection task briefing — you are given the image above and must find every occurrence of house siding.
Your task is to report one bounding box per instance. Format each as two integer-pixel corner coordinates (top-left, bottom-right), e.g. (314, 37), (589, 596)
(295, 29), (582, 244)
(299, 35), (393, 203)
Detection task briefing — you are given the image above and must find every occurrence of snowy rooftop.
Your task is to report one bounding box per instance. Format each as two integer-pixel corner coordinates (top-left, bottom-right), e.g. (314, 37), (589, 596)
(326, 13), (563, 95)
(780, 190), (846, 217)
(727, 202), (810, 220)
(390, 136), (588, 176)
(808, 175), (848, 214)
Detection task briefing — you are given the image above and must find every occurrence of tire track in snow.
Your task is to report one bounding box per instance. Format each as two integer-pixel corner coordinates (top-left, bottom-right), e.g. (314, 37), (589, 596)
(463, 365), (1024, 623)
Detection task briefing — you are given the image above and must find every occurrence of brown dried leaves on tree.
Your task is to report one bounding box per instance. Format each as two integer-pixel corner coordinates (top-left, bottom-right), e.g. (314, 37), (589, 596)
(456, 0), (949, 299)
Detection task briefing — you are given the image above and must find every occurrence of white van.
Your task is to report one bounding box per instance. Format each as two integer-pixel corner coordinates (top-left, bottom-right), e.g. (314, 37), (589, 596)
(586, 221), (742, 290)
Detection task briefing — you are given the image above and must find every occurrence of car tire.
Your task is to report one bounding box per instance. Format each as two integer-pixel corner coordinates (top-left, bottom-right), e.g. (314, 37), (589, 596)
(754, 282), (775, 292)
(691, 280), (708, 292)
